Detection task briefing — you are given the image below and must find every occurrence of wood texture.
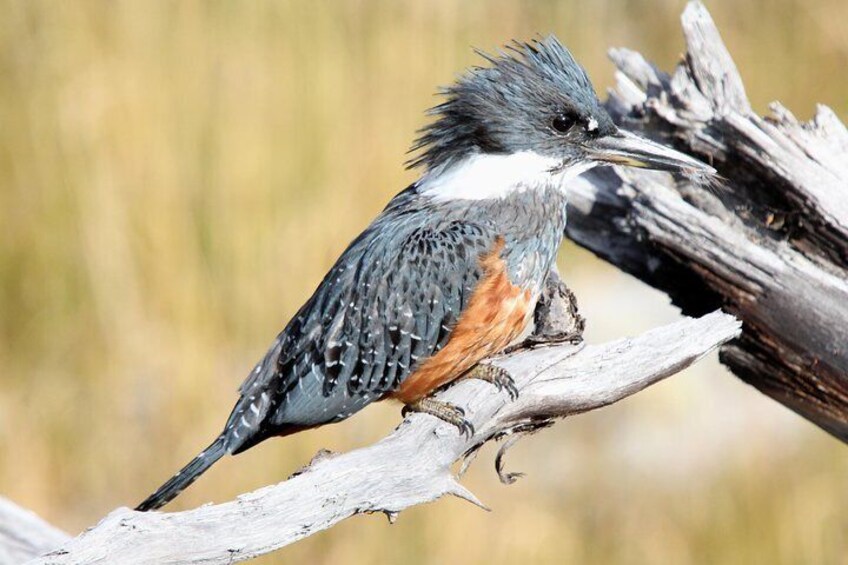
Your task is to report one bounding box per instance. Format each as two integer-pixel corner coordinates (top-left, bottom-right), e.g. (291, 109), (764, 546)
(566, 1), (848, 441)
(0, 497), (69, 565)
(19, 311), (739, 564)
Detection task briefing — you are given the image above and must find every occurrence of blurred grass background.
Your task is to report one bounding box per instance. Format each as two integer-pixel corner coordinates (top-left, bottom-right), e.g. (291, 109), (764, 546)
(1, 0), (847, 563)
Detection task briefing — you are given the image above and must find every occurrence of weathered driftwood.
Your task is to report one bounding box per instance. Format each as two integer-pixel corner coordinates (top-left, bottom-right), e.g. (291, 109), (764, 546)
(22, 311), (739, 564)
(0, 497), (69, 565)
(566, 1), (848, 441)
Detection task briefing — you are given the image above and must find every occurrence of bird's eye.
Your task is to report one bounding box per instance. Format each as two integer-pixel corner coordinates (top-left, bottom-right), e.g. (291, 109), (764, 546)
(551, 113), (575, 134)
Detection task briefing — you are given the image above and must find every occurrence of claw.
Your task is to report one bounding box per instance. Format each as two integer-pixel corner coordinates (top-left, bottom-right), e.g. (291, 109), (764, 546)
(459, 420), (475, 438)
(505, 380), (519, 401)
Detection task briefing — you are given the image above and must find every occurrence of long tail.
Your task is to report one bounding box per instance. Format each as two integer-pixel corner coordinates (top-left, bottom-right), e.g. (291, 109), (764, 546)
(135, 436), (228, 512)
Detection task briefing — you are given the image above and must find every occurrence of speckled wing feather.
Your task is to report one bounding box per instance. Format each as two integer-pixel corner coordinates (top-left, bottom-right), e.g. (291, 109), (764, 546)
(223, 195), (499, 454)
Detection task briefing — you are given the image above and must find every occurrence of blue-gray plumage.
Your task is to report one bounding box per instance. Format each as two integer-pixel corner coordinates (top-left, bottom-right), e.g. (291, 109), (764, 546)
(410, 39), (615, 171)
(136, 36), (713, 512)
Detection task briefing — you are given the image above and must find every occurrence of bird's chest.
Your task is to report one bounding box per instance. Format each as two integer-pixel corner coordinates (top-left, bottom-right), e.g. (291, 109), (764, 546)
(480, 186), (569, 295)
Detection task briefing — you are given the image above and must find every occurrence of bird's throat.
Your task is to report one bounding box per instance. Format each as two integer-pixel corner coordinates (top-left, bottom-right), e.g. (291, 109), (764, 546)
(418, 151), (564, 201)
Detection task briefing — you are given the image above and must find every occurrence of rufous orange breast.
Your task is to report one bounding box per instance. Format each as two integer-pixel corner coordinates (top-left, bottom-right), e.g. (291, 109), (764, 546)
(391, 237), (534, 403)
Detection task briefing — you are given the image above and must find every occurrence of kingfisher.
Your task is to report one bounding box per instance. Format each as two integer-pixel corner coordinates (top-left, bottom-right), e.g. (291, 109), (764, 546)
(137, 36), (712, 511)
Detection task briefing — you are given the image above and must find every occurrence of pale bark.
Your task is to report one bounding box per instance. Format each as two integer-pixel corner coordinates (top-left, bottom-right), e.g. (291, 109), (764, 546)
(0, 497), (69, 565)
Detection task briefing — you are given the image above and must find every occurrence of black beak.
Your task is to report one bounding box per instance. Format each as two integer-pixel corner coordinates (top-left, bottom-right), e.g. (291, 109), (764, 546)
(587, 129), (715, 175)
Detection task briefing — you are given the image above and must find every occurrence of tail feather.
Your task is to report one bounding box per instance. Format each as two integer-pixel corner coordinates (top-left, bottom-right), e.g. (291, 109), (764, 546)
(136, 436), (228, 512)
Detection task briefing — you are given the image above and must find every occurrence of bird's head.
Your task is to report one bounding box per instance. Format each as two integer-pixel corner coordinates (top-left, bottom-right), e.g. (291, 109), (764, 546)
(411, 36), (713, 198)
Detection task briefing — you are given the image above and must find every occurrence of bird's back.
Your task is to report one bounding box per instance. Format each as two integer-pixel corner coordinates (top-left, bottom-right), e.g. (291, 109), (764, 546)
(221, 189), (488, 452)
(221, 181), (567, 454)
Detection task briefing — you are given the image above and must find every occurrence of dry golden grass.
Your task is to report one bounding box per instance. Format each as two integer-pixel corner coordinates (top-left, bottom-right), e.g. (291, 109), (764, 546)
(1, 1), (847, 563)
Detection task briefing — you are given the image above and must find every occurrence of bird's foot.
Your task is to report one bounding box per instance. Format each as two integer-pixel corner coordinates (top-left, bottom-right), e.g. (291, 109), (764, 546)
(503, 275), (585, 352)
(402, 398), (474, 438)
(462, 364), (518, 400)
(519, 325), (584, 348)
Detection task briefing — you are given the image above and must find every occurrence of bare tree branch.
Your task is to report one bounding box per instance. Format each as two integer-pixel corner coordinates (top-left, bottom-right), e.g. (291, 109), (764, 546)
(25, 311), (739, 564)
(0, 497), (69, 565)
(567, 1), (848, 441)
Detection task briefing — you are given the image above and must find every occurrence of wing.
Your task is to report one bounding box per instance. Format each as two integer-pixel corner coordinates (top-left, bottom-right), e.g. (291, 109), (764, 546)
(344, 219), (497, 396)
(221, 206), (500, 454)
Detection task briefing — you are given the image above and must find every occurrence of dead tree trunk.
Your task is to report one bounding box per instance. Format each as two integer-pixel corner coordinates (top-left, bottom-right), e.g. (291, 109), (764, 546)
(566, 1), (848, 441)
